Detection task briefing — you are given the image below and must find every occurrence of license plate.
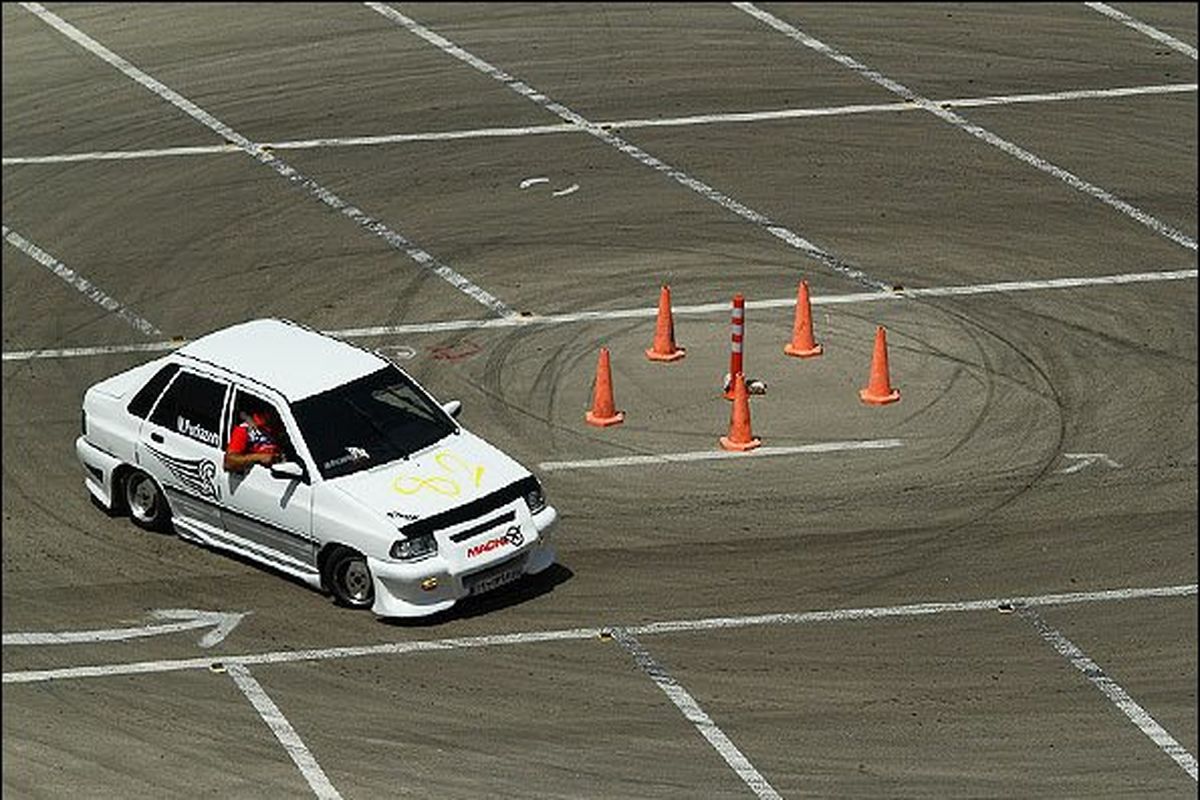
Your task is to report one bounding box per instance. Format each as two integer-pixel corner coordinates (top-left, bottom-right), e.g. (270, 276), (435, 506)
(465, 559), (526, 596)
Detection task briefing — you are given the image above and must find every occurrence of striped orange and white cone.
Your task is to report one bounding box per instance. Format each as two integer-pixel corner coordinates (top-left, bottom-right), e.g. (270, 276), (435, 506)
(724, 293), (746, 399)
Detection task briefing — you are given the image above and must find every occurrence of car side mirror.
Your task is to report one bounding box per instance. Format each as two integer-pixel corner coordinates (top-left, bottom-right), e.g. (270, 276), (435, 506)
(441, 400), (462, 418)
(269, 461), (305, 481)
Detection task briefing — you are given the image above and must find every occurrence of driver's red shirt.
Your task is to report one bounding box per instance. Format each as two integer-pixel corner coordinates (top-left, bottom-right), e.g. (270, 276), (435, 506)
(226, 422), (279, 455)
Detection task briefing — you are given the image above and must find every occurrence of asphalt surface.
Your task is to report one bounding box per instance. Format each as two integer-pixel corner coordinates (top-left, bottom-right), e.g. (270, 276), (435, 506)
(2, 3), (1197, 798)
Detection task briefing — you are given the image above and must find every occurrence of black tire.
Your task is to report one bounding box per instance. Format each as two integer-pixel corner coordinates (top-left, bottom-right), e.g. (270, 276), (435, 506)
(123, 469), (170, 532)
(326, 547), (375, 609)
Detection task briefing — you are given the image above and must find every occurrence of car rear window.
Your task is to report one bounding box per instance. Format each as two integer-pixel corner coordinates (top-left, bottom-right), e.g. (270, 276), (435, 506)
(127, 363), (180, 419)
(148, 370), (228, 449)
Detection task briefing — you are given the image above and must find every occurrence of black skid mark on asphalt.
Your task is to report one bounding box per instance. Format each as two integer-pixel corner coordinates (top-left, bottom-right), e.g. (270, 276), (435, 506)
(1014, 303), (1198, 378)
(917, 300), (1068, 530)
(465, 325), (565, 443)
(1, 335), (153, 553)
(838, 297), (1069, 595)
(921, 318), (1001, 463)
(457, 316), (646, 457)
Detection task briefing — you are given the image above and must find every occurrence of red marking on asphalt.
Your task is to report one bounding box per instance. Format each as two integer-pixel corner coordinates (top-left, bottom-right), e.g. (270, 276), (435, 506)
(430, 340), (482, 361)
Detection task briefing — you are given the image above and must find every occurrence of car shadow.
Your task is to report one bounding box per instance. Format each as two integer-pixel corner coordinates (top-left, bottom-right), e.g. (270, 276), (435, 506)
(380, 562), (575, 628)
(185, 537), (324, 594)
(165, 529), (574, 624)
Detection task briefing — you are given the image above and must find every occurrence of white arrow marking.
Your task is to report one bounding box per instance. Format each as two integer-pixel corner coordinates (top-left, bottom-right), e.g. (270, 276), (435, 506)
(1057, 453), (1123, 474)
(376, 344), (416, 361)
(518, 176), (549, 189)
(550, 183), (580, 197)
(1, 608), (248, 648)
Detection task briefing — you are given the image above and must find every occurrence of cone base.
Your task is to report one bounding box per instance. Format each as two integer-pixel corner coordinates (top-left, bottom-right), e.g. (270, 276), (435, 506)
(784, 342), (823, 358)
(859, 387), (900, 405)
(586, 410), (625, 427)
(645, 347), (686, 362)
(720, 435), (761, 452)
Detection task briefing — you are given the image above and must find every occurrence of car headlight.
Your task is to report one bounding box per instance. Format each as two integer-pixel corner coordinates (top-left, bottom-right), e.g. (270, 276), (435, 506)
(390, 533), (437, 561)
(523, 480), (547, 514)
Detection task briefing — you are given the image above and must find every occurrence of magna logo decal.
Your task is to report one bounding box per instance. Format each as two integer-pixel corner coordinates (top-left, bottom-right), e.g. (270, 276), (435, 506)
(467, 526), (523, 559)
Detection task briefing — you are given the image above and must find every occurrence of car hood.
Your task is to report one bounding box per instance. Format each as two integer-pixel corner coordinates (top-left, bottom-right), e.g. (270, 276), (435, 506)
(326, 430), (532, 525)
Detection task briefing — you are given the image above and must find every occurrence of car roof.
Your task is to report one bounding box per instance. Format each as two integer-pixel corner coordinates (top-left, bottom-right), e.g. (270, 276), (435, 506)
(176, 319), (388, 401)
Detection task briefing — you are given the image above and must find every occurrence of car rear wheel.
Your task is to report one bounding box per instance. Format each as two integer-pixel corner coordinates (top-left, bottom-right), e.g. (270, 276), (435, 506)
(124, 469), (170, 531)
(327, 547), (375, 609)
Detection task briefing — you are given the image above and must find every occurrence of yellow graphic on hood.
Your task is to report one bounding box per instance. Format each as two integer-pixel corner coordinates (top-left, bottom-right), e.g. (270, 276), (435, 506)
(391, 449), (485, 497)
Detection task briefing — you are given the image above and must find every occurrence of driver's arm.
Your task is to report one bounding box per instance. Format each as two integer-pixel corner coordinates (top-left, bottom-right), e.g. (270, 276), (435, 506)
(224, 450), (277, 472)
(224, 425), (278, 473)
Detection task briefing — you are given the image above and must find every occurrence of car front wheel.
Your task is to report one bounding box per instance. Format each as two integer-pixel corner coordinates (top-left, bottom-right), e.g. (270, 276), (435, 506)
(124, 469), (170, 531)
(326, 547), (375, 609)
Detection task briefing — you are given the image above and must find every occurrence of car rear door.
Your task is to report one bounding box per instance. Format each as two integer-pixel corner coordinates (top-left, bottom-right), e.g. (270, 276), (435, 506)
(138, 368), (230, 536)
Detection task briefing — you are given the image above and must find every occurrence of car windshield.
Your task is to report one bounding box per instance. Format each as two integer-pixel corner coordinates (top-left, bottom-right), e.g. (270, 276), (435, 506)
(291, 366), (456, 479)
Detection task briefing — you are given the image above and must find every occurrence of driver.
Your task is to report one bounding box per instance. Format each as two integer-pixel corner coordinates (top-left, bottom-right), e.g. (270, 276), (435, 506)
(224, 404), (284, 473)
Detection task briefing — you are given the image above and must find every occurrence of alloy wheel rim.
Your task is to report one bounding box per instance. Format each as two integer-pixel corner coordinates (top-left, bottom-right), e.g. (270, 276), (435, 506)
(343, 560), (372, 602)
(128, 476), (157, 521)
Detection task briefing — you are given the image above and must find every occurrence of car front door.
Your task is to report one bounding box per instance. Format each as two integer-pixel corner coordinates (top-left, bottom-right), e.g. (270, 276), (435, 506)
(139, 368), (229, 537)
(218, 387), (319, 575)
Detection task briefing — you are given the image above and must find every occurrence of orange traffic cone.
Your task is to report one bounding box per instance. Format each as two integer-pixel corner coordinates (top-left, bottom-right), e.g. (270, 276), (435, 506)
(719, 373), (761, 451)
(586, 347), (625, 426)
(645, 285), (686, 362)
(859, 326), (900, 405)
(784, 280), (823, 358)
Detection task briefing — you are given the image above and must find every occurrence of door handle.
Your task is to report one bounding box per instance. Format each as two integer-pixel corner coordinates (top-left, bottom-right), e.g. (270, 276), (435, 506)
(150, 432), (164, 443)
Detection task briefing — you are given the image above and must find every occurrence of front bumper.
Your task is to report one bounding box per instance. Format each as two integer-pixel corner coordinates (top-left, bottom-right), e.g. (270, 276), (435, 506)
(368, 504), (558, 618)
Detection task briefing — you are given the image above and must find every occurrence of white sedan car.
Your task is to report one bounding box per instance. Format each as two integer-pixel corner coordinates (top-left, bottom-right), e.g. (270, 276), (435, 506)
(76, 318), (558, 618)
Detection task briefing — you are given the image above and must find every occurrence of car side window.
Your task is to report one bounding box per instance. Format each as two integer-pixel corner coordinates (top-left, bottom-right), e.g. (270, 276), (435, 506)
(229, 389), (294, 458)
(127, 363), (180, 419)
(148, 371), (228, 449)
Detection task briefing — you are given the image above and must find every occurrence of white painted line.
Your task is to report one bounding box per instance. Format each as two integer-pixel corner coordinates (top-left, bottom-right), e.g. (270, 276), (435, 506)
(518, 176), (550, 189)
(1086, 2), (1198, 60)
(3, 224), (163, 337)
(3, 584), (1193, 685)
(628, 584), (1198, 636)
(1056, 452), (1122, 474)
(365, 2), (890, 292)
(227, 664), (344, 800)
(2, 626), (606, 684)
(5, 83), (1193, 166)
(4, 267), (1194, 363)
(612, 629), (782, 800)
(3, 143), (246, 165)
(538, 439), (903, 472)
(735, 2), (1198, 253)
(612, 83), (1199, 128)
(2, 609), (246, 648)
(1017, 606), (1198, 781)
(19, 2), (515, 318)
(551, 183), (580, 197)
(1, 340), (183, 362)
(892, 269), (1200, 299)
